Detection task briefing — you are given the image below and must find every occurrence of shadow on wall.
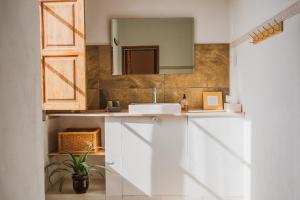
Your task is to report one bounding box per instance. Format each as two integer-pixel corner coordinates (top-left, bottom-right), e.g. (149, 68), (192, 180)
(109, 117), (252, 200)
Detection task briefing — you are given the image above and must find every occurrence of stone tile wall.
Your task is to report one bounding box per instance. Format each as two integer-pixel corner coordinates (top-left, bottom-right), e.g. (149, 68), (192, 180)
(87, 44), (229, 109)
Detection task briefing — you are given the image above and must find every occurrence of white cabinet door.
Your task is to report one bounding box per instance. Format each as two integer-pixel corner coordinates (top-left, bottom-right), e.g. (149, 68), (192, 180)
(121, 116), (188, 198)
(187, 117), (250, 200)
(105, 117), (123, 200)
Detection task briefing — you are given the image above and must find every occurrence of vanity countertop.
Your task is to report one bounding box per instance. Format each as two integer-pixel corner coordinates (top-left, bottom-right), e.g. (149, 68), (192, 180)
(47, 109), (245, 118)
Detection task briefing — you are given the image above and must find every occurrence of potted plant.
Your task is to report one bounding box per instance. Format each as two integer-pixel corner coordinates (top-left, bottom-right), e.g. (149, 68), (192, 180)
(45, 146), (106, 193)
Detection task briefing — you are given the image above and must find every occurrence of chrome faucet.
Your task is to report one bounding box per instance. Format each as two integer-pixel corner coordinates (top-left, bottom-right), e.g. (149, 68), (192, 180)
(152, 88), (157, 103)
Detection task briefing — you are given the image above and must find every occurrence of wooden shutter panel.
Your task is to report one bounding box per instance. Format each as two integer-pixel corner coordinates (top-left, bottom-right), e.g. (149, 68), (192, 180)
(39, 0), (86, 110)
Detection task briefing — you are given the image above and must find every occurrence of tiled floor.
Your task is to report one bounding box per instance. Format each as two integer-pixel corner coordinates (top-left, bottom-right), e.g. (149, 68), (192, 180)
(46, 179), (105, 200)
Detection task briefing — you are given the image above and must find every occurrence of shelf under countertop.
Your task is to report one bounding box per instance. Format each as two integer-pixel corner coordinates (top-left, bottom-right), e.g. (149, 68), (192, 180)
(46, 109), (245, 118)
(48, 149), (105, 157)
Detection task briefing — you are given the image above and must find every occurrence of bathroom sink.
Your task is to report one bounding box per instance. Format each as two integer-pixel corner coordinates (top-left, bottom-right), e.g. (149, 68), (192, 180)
(128, 103), (181, 114)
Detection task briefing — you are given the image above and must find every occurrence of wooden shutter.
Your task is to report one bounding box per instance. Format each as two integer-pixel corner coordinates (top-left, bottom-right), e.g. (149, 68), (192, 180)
(39, 0), (86, 110)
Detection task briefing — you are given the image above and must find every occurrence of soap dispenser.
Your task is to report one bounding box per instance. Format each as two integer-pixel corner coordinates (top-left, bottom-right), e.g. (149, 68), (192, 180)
(180, 94), (189, 111)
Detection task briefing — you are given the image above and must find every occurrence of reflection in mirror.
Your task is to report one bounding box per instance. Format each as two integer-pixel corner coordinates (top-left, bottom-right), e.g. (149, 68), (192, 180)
(111, 18), (194, 75)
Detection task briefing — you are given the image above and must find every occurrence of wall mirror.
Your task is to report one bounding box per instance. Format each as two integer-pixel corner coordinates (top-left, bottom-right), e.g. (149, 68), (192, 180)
(111, 18), (194, 75)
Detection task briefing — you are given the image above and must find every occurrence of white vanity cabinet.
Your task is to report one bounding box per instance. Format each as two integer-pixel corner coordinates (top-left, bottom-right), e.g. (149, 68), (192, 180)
(105, 116), (188, 200)
(121, 116), (188, 199)
(105, 117), (123, 200)
(105, 115), (249, 200)
(187, 117), (250, 200)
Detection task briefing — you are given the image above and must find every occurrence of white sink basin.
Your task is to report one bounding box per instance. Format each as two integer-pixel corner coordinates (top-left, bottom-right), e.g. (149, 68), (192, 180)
(128, 103), (181, 114)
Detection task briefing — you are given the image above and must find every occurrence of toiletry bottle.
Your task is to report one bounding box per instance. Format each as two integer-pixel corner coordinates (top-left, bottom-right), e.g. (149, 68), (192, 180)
(180, 94), (189, 111)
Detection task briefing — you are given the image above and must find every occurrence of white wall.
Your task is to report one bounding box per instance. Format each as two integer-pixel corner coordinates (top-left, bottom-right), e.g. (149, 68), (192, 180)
(229, 0), (297, 41)
(0, 0), (44, 200)
(229, 0), (300, 200)
(86, 0), (230, 44)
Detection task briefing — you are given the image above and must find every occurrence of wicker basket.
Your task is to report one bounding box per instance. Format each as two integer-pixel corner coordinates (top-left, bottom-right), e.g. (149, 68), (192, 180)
(58, 128), (101, 153)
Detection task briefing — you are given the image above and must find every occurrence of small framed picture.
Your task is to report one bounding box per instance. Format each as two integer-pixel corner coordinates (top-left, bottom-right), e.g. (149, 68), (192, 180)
(203, 92), (223, 110)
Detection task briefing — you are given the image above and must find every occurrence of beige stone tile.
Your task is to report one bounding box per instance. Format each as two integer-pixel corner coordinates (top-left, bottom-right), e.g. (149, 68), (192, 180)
(195, 44), (229, 88)
(164, 88), (186, 104)
(98, 45), (112, 76)
(164, 87), (203, 109)
(126, 74), (164, 89)
(86, 46), (100, 80)
(164, 87), (229, 109)
(127, 88), (151, 104)
(87, 89), (100, 110)
(98, 76), (130, 90)
(99, 89), (128, 109)
(126, 88), (164, 106)
(86, 44), (230, 109)
(185, 88), (205, 109)
(164, 74), (207, 88)
(87, 79), (99, 89)
(96, 75), (164, 90)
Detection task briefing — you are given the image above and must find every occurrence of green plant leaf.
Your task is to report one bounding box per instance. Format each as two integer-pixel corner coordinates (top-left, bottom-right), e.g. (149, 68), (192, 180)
(92, 165), (107, 169)
(74, 156), (80, 165)
(62, 159), (75, 168)
(92, 165), (110, 172)
(63, 163), (76, 172)
(97, 169), (105, 178)
(46, 146), (108, 192)
(68, 152), (79, 165)
(70, 155), (81, 174)
(62, 159), (74, 165)
(80, 145), (93, 163)
(48, 168), (71, 184)
(80, 162), (90, 175)
(80, 162), (88, 168)
(58, 171), (71, 192)
(45, 161), (61, 172)
(88, 164), (108, 178)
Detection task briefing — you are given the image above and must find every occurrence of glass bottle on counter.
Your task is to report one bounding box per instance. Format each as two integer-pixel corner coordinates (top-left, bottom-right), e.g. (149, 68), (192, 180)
(180, 94), (189, 111)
